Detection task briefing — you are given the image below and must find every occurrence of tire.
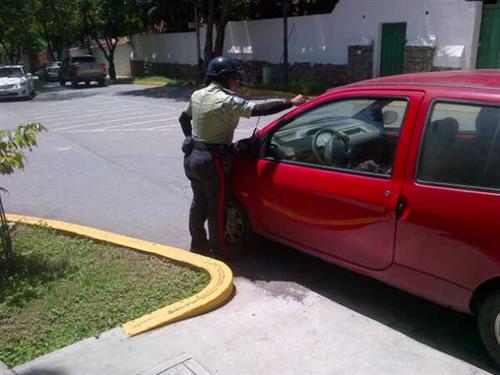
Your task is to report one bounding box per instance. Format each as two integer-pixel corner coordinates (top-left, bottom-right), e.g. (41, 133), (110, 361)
(85, 80), (90, 86)
(97, 78), (106, 87)
(224, 195), (260, 257)
(478, 290), (500, 367)
(59, 80), (66, 86)
(71, 78), (78, 87)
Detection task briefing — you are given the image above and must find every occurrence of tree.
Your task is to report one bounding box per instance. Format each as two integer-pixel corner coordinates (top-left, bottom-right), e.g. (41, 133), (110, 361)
(0, 0), (40, 64)
(0, 123), (46, 263)
(80, 0), (143, 80)
(34, 0), (81, 61)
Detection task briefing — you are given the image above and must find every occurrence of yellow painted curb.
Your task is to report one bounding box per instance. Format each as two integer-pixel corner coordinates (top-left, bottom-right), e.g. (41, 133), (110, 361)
(5, 214), (234, 337)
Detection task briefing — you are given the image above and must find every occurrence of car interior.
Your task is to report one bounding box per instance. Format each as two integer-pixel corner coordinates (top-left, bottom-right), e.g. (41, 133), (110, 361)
(419, 105), (500, 190)
(267, 99), (406, 176)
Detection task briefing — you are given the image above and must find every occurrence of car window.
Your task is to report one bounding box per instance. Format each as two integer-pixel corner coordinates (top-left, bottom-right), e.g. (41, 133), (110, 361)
(418, 102), (500, 190)
(0, 67), (24, 78)
(267, 97), (409, 177)
(71, 56), (95, 63)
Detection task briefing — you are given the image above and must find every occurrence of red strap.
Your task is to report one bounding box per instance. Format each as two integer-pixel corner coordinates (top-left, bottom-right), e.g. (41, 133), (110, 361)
(212, 152), (226, 249)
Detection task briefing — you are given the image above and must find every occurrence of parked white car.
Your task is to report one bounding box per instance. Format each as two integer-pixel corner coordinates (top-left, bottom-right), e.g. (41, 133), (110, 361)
(0, 65), (36, 99)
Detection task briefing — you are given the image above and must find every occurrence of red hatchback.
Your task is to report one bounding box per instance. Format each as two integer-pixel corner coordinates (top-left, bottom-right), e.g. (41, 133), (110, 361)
(227, 70), (500, 365)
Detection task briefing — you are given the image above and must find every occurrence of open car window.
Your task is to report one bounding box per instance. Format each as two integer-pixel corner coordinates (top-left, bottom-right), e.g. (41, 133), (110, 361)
(267, 97), (408, 177)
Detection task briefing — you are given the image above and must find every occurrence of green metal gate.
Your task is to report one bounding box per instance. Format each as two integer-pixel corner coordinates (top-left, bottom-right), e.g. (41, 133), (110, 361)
(477, 4), (500, 69)
(380, 23), (407, 76)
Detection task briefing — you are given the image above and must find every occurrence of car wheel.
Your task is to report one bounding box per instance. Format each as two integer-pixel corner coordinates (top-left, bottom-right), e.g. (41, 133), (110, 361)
(59, 80), (66, 87)
(478, 290), (500, 367)
(71, 79), (78, 87)
(224, 195), (260, 256)
(98, 78), (106, 87)
(85, 81), (90, 86)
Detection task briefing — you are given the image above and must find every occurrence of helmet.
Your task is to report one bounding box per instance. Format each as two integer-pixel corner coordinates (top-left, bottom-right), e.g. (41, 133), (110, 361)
(205, 56), (242, 85)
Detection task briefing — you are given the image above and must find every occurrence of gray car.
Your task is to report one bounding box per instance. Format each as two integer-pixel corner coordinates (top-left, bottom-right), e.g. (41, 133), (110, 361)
(59, 55), (107, 87)
(0, 65), (36, 99)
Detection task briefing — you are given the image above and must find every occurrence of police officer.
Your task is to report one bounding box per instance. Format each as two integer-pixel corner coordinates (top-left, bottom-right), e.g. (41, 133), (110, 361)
(179, 56), (306, 255)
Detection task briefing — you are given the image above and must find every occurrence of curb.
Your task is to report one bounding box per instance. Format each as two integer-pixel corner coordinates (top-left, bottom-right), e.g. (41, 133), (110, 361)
(5, 214), (234, 337)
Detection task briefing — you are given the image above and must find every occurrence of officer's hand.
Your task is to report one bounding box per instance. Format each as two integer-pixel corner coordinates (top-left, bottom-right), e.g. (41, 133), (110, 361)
(291, 94), (306, 106)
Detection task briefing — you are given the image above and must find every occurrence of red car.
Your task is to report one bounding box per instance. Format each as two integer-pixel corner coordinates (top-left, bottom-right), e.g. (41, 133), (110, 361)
(227, 70), (500, 365)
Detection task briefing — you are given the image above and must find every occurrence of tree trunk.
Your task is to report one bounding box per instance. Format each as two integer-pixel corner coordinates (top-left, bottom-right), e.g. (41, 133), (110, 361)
(214, 21), (225, 57)
(108, 58), (116, 80)
(203, 0), (216, 62)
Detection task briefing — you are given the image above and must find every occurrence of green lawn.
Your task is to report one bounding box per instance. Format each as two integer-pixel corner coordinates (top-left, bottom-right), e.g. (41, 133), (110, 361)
(133, 76), (189, 85)
(0, 225), (209, 367)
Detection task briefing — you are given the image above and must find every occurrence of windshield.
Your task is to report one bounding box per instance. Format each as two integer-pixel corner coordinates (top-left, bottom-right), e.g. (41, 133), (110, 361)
(0, 67), (24, 78)
(72, 56), (95, 63)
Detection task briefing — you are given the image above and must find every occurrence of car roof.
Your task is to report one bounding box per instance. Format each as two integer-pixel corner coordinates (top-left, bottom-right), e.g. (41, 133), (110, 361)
(347, 70), (500, 91)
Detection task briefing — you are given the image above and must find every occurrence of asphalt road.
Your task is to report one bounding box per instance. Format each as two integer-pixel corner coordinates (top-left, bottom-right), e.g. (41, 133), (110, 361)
(1, 82), (498, 374)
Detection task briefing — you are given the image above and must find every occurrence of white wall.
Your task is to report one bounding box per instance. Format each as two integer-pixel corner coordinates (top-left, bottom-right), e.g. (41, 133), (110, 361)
(131, 0), (482, 73)
(131, 30), (206, 65)
(92, 44), (133, 77)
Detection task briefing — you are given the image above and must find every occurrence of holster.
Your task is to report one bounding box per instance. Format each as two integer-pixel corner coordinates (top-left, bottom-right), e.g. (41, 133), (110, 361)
(182, 137), (194, 155)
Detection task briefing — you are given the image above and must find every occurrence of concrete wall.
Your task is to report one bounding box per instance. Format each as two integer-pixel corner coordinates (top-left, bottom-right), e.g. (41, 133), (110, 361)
(131, 30), (206, 65)
(128, 0), (482, 84)
(225, 0), (482, 74)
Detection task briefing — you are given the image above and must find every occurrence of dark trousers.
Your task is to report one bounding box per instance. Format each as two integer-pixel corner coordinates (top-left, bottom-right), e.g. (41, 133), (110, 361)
(183, 139), (227, 252)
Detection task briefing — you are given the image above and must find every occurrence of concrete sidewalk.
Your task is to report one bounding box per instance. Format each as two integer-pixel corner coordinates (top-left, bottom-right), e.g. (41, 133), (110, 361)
(12, 279), (490, 375)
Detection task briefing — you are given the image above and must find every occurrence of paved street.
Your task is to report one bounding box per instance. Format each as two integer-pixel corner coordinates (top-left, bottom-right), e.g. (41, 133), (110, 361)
(1, 83), (498, 374)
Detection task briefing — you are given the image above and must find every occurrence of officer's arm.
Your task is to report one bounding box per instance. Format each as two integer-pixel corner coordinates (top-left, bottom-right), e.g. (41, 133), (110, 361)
(179, 111), (192, 137)
(251, 99), (292, 116)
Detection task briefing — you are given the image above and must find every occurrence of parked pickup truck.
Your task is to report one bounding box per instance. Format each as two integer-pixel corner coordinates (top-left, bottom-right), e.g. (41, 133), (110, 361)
(59, 55), (107, 87)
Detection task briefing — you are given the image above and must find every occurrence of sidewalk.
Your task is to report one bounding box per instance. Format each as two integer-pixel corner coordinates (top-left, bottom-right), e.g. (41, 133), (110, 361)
(11, 278), (489, 375)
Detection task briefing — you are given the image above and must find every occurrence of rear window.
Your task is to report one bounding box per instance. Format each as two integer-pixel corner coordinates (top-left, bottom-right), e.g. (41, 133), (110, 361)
(417, 102), (500, 191)
(71, 56), (95, 63)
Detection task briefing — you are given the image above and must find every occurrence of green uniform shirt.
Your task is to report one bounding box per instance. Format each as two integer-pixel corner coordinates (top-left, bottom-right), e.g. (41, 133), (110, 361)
(185, 82), (255, 144)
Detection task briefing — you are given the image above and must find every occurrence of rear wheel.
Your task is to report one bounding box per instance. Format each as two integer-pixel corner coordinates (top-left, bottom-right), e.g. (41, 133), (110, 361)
(59, 80), (65, 86)
(478, 290), (500, 366)
(85, 80), (90, 86)
(71, 78), (78, 87)
(97, 78), (106, 87)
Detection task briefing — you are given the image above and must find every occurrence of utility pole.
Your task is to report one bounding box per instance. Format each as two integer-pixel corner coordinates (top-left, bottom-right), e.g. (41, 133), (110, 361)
(283, 0), (288, 84)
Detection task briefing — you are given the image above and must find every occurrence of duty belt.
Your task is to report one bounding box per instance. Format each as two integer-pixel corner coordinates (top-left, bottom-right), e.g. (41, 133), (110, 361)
(193, 140), (230, 152)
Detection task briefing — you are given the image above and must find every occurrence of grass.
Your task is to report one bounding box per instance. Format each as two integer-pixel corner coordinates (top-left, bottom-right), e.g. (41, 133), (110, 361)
(131, 75), (326, 97)
(133, 76), (197, 86)
(0, 224), (209, 367)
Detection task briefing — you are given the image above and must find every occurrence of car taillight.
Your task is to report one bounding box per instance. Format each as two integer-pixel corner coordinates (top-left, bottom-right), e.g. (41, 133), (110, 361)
(101, 63), (106, 72)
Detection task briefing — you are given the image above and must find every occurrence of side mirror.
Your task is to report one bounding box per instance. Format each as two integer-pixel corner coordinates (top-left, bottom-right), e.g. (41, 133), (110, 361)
(234, 136), (260, 156)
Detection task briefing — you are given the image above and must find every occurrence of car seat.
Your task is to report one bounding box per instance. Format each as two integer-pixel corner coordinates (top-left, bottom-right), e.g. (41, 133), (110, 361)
(419, 117), (459, 182)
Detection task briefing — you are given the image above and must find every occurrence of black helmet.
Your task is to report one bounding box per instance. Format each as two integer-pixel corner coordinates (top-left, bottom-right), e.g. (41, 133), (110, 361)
(205, 56), (242, 85)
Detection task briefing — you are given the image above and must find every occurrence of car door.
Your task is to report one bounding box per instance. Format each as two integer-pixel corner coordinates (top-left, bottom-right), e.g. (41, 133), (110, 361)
(255, 90), (424, 270)
(395, 94), (500, 290)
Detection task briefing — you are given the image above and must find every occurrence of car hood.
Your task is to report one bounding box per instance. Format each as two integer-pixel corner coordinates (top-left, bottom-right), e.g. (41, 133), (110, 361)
(0, 77), (23, 85)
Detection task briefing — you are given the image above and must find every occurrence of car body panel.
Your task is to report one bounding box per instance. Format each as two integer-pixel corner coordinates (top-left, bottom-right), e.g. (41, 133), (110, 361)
(59, 56), (106, 83)
(231, 70), (500, 314)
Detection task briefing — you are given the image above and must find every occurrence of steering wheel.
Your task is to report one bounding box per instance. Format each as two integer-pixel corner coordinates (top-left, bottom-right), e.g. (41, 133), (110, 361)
(312, 128), (349, 165)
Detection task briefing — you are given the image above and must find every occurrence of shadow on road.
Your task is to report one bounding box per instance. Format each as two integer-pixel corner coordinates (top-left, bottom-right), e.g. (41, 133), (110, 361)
(227, 240), (499, 374)
(118, 84), (195, 102)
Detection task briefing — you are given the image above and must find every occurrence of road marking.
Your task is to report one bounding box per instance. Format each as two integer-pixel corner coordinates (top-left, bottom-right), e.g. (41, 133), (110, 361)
(52, 114), (172, 131)
(58, 128), (174, 133)
(99, 95), (180, 111)
(100, 117), (178, 130)
(29, 104), (155, 120)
